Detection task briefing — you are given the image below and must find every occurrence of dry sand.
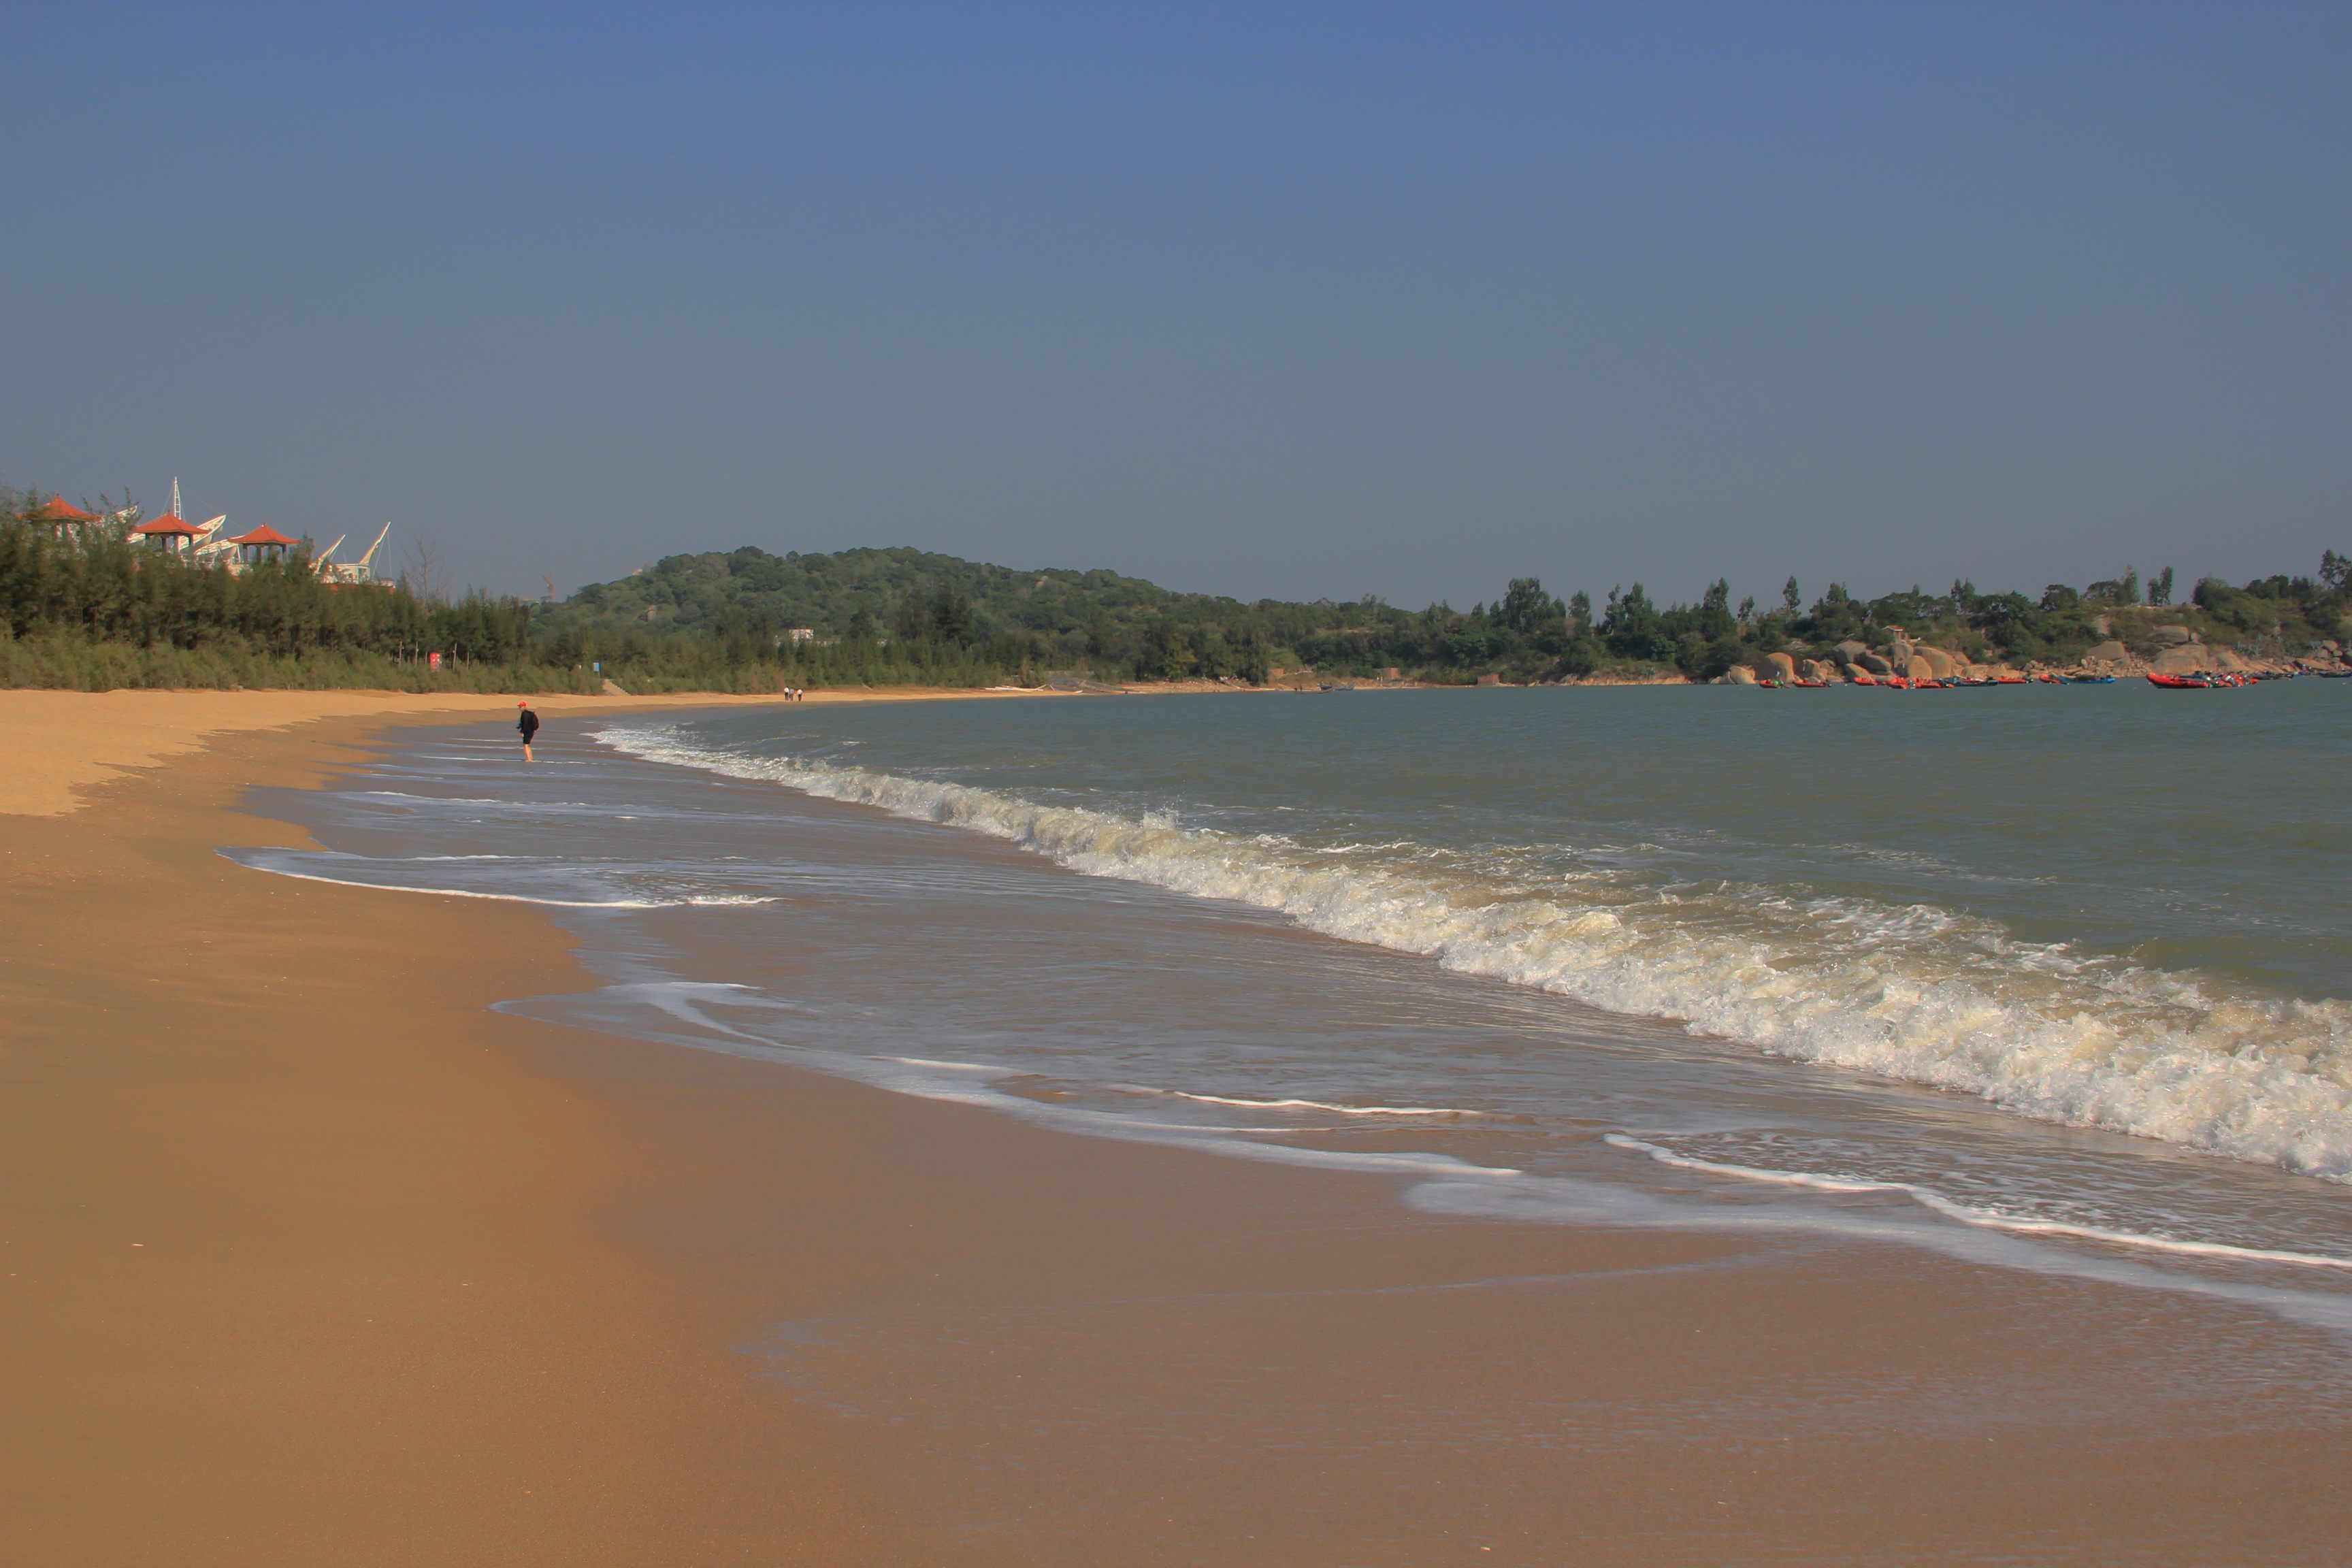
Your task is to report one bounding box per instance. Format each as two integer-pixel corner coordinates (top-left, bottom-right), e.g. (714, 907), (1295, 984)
(5, 692), (2349, 1565)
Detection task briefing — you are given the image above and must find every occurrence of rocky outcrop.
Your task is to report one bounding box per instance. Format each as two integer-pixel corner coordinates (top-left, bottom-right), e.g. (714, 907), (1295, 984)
(2212, 648), (2249, 672)
(2153, 644), (2216, 674)
(1764, 651), (1796, 682)
(1727, 664), (1759, 685)
(1858, 651), (1895, 676)
(2151, 625), (2195, 646)
(1834, 640), (1871, 667)
(1916, 647), (1957, 680)
(2083, 640), (2130, 664)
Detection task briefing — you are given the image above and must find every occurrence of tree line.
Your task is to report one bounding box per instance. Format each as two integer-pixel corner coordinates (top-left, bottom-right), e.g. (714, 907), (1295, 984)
(5, 485), (2346, 690)
(0, 488), (569, 691)
(544, 542), (2351, 687)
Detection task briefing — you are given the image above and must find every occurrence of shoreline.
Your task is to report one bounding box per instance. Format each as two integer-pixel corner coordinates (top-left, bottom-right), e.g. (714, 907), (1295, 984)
(0, 684), (1088, 818)
(7, 695), (2352, 1563)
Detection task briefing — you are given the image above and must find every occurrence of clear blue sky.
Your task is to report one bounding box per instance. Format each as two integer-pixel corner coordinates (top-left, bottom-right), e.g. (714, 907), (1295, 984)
(5, 2), (2346, 608)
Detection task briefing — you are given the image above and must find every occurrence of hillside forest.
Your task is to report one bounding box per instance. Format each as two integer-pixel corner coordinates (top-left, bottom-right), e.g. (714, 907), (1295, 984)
(5, 483), (2347, 691)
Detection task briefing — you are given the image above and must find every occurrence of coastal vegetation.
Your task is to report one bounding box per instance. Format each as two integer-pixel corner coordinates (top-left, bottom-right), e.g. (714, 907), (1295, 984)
(0, 488), (591, 693)
(532, 543), (2352, 687)
(5, 483), (2346, 690)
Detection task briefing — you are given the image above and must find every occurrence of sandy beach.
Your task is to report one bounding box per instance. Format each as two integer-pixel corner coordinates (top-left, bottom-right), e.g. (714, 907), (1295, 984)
(6, 691), (2350, 1565)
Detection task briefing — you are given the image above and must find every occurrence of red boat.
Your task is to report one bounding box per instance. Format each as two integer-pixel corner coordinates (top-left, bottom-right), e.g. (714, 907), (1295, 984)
(2146, 672), (2214, 689)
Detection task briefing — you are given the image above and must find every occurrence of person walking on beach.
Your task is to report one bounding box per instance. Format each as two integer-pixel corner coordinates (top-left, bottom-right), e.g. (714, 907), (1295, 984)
(517, 700), (540, 762)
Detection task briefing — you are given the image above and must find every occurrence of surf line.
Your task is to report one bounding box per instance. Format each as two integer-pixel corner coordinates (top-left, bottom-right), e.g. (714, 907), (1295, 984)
(1139, 1087), (1484, 1117)
(595, 723), (2352, 1190)
(1604, 1133), (2352, 1273)
(217, 851), (780, 910)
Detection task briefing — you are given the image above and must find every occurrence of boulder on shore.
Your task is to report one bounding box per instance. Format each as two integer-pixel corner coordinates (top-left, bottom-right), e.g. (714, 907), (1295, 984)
(2153, 644), (2216, 674)
(1765, 651), (1797, 681)
(2084, 640), (2130, 664)
(1859, 652), (1895, 676)
(1834, 640), (1871, 666)
(1917, 647), (1957, 679)
(1727, 664), (1759, 685)
(2151, 625), (2195, 646)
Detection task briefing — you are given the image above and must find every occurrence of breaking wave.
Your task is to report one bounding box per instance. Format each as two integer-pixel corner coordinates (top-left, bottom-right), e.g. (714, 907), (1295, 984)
(600, 725), (2352, 1182)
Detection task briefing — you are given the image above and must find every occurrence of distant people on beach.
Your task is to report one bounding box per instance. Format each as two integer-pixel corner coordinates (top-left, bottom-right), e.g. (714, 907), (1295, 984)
(517, 701), (540, 762)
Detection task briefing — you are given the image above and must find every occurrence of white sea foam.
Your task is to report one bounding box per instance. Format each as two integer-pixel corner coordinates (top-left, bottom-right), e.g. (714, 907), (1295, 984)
(1150, 1089), (1482, 1117)
(598, 725), (2352, 1183)
(220, 848), (779, 909)
(1401, 1175), (2352, 1335)
(1602, 1134), (2352, 1272)
(504, 977), (2352, 1328)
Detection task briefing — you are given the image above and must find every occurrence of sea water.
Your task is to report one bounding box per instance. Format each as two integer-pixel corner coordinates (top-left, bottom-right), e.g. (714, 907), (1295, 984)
(229, 682), (2352, 1324)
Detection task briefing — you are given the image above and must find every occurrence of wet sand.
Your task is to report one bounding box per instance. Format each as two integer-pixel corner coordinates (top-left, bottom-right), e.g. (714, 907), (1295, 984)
(4, 693), (2349, 1565)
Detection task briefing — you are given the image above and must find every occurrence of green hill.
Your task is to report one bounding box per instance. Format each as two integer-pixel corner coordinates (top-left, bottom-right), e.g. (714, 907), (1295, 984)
(536, 542), (2352, 691)
(543, 544), (1439, 686)
(557, 545), (1227, 644)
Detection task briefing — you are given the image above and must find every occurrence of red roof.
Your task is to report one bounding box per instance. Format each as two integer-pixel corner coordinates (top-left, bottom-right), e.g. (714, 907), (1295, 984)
(226, 525), (299, 547)
(24, 495), (99, 525)
(129, 515), (202, 538)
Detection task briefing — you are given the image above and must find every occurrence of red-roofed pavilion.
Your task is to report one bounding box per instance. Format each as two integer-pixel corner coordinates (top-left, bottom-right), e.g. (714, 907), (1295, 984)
(22, 495), (100, 534)
(226, 524), (298, 566)
(129, 514), (203, 553)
